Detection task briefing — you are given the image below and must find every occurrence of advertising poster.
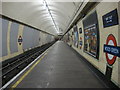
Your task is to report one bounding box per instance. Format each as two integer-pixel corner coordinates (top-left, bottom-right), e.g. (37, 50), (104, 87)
(73, 25), (79, 48)
(84, 24), (98, 57)
(83, 11), (99, 59)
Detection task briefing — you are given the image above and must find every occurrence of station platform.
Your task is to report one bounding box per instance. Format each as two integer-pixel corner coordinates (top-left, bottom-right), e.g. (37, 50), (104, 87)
(8, 41), (107, 88)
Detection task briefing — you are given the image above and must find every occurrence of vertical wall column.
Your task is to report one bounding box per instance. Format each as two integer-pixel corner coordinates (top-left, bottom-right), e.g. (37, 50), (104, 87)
(18, 25), (24, 53)
(7, 21), (12, 56)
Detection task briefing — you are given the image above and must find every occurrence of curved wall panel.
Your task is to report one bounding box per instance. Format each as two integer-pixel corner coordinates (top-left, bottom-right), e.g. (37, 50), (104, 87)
(10, 22), (19, 54)
(2, 19), (9, 57)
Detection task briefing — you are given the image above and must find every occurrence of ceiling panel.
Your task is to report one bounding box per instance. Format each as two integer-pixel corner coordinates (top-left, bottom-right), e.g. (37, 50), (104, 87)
(2, 1), (81, 35)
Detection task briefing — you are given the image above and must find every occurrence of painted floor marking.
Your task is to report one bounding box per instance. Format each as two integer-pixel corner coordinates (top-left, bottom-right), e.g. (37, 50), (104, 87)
(11, 52), (47, 88)
(0, 46), (51, 90)
(0, 43), (56, 90)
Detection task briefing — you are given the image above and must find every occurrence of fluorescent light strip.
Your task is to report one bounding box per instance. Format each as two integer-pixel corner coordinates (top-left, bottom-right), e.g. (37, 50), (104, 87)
(43, 0), (59, 33)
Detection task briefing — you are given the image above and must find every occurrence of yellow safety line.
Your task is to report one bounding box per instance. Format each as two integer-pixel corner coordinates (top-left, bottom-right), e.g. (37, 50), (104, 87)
(11, 52), (47, 89)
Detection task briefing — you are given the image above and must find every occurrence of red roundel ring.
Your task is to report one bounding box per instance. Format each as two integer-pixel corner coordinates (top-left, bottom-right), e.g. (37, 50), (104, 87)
(105, 34), (117, 66)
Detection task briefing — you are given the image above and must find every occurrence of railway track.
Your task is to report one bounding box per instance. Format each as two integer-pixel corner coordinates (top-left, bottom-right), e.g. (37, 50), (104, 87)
(0, 41), (55, 86)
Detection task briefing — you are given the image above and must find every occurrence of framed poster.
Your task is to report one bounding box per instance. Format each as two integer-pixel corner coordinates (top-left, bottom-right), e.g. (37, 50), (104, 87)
(84, 24), (98, 57)
(83, 11), (99, 59)
(73, 25), (79, 48)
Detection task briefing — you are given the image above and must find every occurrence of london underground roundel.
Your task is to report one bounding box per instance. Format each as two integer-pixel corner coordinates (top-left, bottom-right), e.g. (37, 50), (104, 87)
(106, 34), (117, 66)
(18, 35), (23, 45)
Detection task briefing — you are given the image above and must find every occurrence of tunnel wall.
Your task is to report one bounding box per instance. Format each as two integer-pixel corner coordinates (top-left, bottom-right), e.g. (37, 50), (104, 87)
(64, 2), (120, 87)
(0, 17), (55, 62)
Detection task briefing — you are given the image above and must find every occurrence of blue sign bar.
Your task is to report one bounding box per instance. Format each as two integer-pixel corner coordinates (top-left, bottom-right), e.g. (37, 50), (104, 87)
(104, 45), (120, 57)
(18, 38), (23, 42)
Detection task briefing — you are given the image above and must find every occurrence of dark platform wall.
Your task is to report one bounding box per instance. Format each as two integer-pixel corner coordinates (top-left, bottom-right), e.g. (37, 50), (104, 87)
(23, 26), (34, 50)
(33, 30), (40, 47)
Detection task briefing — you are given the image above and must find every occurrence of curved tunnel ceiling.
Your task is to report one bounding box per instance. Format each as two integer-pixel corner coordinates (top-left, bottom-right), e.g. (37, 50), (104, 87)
(2, 1), (82, 35)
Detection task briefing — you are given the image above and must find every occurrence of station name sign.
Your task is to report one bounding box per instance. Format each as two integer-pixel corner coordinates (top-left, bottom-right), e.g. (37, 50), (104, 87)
(104, 45), (120, 57)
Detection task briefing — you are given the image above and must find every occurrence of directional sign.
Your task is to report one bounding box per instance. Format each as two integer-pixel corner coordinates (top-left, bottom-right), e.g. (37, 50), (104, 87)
(102, 9), (119, 28)
(104, 34), (119, 66)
